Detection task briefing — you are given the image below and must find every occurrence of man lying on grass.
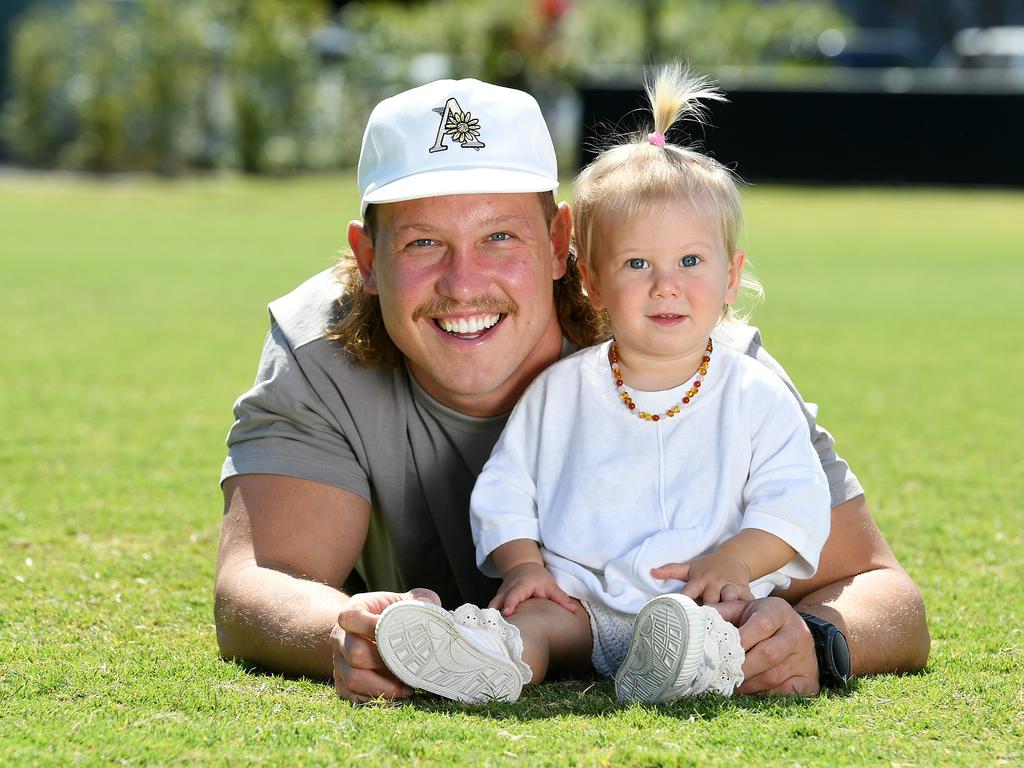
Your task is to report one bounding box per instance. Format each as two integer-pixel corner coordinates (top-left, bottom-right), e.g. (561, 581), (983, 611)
(215, 77), (930, 702)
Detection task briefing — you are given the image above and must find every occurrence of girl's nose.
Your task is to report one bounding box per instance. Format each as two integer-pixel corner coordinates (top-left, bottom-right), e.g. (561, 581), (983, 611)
(650, 269), (681, 299)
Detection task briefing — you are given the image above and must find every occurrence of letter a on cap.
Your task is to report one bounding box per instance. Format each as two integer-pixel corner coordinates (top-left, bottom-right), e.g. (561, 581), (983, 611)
(429, 97), (485, 153)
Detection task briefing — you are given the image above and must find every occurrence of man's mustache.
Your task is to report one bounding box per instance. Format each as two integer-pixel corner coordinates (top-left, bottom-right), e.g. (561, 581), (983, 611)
(413, 296), (518, 321)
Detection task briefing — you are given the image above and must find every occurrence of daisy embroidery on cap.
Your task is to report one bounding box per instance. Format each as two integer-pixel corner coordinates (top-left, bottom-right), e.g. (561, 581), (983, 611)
(430, 97), (485, 152)
(446, 110), (482, 145)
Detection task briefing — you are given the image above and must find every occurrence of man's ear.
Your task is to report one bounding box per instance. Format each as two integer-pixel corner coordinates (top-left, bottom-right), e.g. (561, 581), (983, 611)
(724, 249), (746, 305)
(549, 202), (572, 280)
(348, 220), (379, 294)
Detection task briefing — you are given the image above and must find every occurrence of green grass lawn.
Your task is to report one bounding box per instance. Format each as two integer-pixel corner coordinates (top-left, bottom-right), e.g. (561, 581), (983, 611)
(1, 174), (1022, 766)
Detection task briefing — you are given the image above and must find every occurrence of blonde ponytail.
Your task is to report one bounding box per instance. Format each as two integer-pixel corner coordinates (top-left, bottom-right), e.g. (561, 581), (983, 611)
(644, 63), (727, 139)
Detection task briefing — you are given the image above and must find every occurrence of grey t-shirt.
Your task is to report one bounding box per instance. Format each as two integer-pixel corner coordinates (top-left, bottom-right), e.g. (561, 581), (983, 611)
(221, 268), (863, 608)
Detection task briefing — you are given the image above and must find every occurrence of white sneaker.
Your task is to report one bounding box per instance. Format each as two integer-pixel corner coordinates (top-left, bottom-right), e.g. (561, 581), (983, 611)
(375, 601), (532, 704)
(614, 594), (706, 703)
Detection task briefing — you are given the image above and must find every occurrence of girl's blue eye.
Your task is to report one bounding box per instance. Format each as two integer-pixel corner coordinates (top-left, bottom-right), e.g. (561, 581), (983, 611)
(681, 254), (699, 267)
(627, 258), (648, 270)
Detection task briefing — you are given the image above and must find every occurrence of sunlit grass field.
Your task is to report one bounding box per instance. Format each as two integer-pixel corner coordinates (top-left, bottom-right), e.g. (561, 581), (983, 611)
(1, 174), (1022, 766)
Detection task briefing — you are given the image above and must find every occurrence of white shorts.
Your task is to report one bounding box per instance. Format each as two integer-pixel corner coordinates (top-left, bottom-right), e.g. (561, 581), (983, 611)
(581, 599), (637, 678)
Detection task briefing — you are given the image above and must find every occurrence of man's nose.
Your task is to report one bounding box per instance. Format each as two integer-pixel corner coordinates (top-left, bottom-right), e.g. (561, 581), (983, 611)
(436, 246), (491, 300)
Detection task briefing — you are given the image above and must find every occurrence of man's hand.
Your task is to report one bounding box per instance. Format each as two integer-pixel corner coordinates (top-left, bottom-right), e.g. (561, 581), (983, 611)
(651, 551), (755, 604)
(488, 562), (578, 616)
(332, 588), (441, 704)
(714, 596), (820, 696)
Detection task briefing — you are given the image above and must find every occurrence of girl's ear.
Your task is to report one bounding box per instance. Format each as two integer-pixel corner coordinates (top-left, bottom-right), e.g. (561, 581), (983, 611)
(549, 202), (572, 281)
(724, 250), (745, 305)
(578, 254), (605, 310)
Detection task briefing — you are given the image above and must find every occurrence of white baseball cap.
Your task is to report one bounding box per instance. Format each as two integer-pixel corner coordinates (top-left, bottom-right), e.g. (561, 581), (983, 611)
(357, 78), (559, 215)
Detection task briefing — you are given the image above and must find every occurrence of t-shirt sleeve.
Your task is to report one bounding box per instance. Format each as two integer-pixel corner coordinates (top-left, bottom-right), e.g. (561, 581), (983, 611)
(745, 331), (864, 508)
(741, 372), (833, 579)
(469, 387), (546, 578)
(220, 323), (371, 501)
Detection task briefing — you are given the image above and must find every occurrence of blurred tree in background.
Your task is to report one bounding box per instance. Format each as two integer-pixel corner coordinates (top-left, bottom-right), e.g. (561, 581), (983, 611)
(1, 0), (847, 174)
(2, 0), (326, 173)
(3, 0), (209, 172)
(137, 1), (207, 174)
(225, 0), (324, 173)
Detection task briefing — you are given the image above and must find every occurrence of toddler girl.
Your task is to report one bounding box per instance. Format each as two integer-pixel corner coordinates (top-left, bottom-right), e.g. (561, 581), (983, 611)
(374, 65), (831, 705)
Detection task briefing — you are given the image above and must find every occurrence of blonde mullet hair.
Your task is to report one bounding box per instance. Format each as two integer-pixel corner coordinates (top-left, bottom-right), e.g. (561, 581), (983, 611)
(573, 63), (763, 324)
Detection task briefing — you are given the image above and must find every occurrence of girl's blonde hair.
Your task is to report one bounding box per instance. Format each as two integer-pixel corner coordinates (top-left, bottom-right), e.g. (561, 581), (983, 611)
(572, 63), (763, 323)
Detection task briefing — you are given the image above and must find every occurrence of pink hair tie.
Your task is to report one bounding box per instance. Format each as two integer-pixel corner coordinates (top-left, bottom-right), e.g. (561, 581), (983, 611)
(647, 131), (666, 147)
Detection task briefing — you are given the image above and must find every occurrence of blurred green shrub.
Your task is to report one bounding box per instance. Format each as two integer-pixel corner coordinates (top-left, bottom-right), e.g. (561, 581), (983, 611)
(2, 0), (325, 173)
(222, 0), (324, 173)
(560, 0), (848, 76)
(2, 4), (70, 166)
(338, 0), (847, 85)
(1, 0), (846, 173)
(339, 0), (573, 96)
(2, 0), (209, 172)
(651, 0), (849, 68)
(137, 1), (207, 174)
(336, 0), (578, 167)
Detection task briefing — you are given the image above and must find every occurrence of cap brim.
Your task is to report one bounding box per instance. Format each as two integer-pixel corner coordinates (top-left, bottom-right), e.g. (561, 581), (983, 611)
(361, 168), (558, 214)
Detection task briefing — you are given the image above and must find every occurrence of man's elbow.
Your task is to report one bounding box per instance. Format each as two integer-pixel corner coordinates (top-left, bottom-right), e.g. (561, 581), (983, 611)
(873, 566), (931, 674)
(900, 578), (931, 672)
(213, 576), (250, 662)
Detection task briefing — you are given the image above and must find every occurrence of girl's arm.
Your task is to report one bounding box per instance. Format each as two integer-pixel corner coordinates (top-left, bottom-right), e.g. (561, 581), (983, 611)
(651, 529), (797, 603)
(717, 529), (796, 583)
(491, 538), (546, 573)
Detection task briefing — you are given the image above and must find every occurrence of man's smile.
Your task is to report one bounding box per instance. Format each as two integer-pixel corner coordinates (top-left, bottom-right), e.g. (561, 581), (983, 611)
(433, 313), (505, 339)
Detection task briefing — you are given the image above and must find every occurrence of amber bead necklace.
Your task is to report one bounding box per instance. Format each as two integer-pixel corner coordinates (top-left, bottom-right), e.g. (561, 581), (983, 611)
(609, 338), (713, 422)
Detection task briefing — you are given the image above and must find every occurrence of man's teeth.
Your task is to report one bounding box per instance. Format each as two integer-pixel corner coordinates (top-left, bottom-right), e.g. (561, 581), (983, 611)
(437, 314), (501, 335)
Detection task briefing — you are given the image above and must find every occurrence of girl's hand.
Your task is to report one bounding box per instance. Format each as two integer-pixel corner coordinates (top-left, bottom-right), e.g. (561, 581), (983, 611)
(651, 551), (755, 604)
(488, 562), (579, 616)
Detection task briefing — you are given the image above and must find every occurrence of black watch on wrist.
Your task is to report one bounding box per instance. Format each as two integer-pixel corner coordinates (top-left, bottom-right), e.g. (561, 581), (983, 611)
(799, 613), (851, 689)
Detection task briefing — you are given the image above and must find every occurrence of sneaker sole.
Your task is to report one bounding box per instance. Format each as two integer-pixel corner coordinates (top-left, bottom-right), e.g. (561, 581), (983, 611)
(375, 601), (523, 704)
(614, 594), (705, 703)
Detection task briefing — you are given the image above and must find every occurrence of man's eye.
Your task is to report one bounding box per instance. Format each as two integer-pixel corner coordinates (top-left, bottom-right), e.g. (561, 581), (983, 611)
(627, 258), (648, 270)
(489, 232), (511, 242)
(412, 239), (436, 248)
(681, 254), (700, 267)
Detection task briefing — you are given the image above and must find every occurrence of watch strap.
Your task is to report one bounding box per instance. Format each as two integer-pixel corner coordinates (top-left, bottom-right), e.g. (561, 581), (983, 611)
(799, 612), (851, 689)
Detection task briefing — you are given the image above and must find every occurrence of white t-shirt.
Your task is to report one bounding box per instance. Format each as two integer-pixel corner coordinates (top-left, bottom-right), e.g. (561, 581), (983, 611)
(470, 338), (832, 614)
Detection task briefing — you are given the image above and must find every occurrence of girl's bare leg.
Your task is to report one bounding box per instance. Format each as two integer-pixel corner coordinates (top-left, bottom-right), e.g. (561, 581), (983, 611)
(507, 597), (593, 684)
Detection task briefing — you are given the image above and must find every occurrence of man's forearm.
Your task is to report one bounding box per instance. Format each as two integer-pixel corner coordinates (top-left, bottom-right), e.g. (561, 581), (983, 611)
(773, 494), (930, 679)
(796, 564), (930, 677)
(214, 563), (349, 680)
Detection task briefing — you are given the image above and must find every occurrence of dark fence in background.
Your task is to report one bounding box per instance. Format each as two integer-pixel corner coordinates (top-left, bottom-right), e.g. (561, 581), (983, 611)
(579, 73), (1024, 186)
